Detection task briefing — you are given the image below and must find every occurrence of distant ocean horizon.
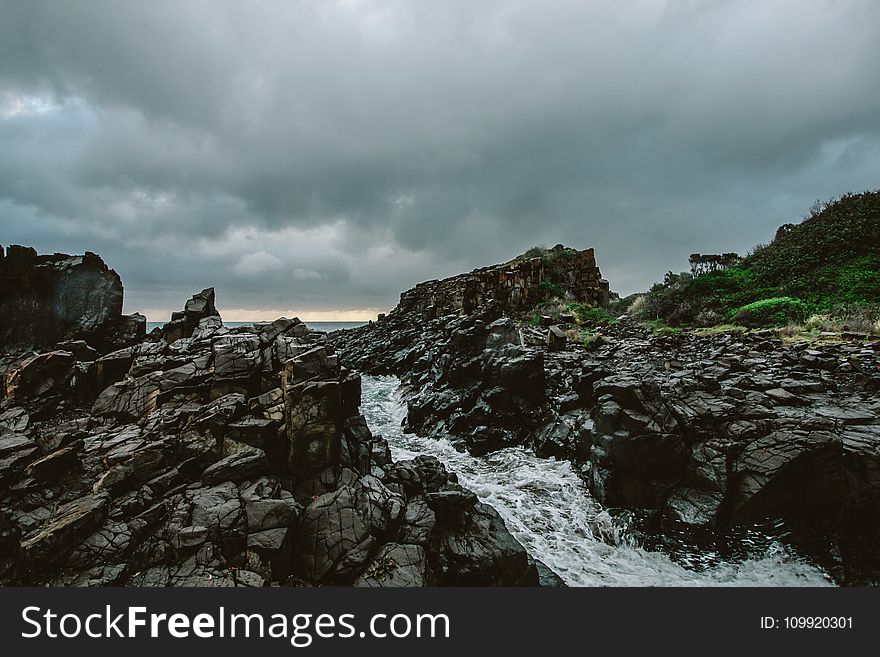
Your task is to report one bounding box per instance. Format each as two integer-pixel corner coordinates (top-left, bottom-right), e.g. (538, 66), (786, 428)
(145, 320), (367, 333)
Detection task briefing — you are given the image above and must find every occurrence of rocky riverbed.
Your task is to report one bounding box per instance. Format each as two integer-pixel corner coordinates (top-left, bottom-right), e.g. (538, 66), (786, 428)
(0, 247), (541, 587)
(3, 243), (878, 586)
(331, 302), (880, 584)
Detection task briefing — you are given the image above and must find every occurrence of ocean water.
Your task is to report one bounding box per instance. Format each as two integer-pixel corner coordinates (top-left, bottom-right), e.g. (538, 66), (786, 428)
(145, 320), (366, 333)
(360, 375), (833, 587)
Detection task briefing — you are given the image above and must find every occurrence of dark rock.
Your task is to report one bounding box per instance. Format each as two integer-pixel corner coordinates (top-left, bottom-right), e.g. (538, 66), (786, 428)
(25, 440), (83, 481)
(20, 493), (110, 566)
(4, 351), (76, 400)
(437, 502), (536, 586)
(201, 449), (268, 485)
(0, 246), (123, 353)
(546, 325), (567, 352)
(162, 288), (220, 343)
(354, 543), (434, 587)
(293, 476), (403, 583)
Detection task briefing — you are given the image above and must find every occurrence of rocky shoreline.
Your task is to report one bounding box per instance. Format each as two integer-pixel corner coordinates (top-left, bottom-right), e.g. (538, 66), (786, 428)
(3, 243), (879, 586)
(331, 266), (880, 585)
(0, 247), (541, 587)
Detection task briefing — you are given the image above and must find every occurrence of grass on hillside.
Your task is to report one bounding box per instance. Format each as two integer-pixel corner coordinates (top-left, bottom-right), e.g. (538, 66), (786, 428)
(635, 190), (880, 328)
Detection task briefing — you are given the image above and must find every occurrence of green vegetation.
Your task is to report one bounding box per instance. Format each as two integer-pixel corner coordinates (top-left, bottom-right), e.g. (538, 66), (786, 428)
(538, 280), (564, 297)
(635, 190), (880, 327)
(567, 302), (616, 325)
(510, 244), (581, 292)
(731, 297), (810, 327)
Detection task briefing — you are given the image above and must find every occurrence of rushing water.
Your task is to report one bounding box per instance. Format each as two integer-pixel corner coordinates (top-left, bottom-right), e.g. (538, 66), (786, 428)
(360, 375), (833, 587)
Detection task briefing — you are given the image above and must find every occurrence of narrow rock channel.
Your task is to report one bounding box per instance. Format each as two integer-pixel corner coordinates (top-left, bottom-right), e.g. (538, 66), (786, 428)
(361, 375), (833, 587)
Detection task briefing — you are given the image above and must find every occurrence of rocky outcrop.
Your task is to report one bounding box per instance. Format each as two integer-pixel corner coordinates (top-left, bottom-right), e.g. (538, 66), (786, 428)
(396, 245), (611, 319)
(161, 287), (221, 343)
(0, 245), (142, 353)
(332, 295), (880, 584)
(0, 286), (538, 587)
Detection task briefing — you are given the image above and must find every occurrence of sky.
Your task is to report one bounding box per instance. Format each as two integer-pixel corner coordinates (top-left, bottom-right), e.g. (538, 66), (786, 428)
(2, 0), (880, 321)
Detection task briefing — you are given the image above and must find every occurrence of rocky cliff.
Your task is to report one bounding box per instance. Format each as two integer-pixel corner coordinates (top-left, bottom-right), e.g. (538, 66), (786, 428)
(0, 245), (144, 354)
(331, 252), (880, 585)
(0, 286), (539, 587)
(396, 244), (611, 319)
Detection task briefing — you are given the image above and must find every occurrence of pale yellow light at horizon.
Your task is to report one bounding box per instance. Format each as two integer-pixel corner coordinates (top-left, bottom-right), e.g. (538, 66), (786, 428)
(136, 306), (388, 323)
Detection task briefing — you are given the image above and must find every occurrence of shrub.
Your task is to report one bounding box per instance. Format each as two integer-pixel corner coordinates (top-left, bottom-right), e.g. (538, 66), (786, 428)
(538, 280), (564, 297)
(568, 303), (616, 325)
(731, 297), (811, 327)
(639, 190), (880, 327)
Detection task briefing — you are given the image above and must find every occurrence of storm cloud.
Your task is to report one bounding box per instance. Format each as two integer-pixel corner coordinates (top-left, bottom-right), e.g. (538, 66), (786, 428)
(2, 0), (880, 319)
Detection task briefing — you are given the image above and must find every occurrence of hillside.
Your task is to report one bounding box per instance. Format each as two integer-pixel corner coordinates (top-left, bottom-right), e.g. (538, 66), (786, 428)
(641, 190), (880, 327)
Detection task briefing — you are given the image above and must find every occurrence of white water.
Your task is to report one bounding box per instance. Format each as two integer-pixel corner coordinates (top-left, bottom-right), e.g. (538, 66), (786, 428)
(361, 376), (833, 587)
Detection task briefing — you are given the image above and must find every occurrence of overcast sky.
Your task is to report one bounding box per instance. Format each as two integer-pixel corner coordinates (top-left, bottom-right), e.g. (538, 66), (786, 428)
(2, 0), (880, 320)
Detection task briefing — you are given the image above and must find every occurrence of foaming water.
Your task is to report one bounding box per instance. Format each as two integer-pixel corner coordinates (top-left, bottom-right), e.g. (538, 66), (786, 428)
(360, 375), (833, 587)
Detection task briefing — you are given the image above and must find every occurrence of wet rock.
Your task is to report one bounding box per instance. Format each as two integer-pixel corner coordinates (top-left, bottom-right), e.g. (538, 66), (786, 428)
(354, 543), (434, 587)
(201, 448), (268, 485)
(20, 493), (110, 567)
(437, 502), (536, 586)
(4, 351), (76, 400)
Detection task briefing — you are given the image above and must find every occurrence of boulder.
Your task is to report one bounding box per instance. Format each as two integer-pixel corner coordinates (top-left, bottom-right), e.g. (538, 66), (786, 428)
(293, 476), (403, 583)
(20, 493), (110, 565)
(0, 246), (123, 352)
(201, 448), (268, 485)
(354, 543), (434, 587)
(4, 351), (76, 400)
(546, 325), (568, 352)
(162, 287), (221, 343)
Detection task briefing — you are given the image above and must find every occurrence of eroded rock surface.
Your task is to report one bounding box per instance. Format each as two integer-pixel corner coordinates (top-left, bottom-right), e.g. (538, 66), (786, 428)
(0, 289), (537, 587)
(0, 245), (143, 353)
(332, 300), (880, 584)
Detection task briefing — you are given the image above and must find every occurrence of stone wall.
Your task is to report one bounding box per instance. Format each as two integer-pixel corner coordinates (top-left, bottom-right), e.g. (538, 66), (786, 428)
(395, 245), (611, 319)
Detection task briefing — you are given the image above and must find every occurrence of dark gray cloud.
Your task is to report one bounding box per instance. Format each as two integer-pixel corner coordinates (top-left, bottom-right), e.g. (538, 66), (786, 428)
(2, 0), (880, 319)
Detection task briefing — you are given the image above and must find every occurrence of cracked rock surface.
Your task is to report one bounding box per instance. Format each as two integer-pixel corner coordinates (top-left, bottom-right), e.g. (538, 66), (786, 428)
(332, 299), (880, 584)
(0, 287), (538, 587)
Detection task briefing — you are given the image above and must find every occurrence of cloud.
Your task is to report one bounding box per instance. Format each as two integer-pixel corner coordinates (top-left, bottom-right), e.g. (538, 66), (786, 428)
(2, 0), (880, 318)
(293, 268), (323, 281)
(233, 251), (284, 276)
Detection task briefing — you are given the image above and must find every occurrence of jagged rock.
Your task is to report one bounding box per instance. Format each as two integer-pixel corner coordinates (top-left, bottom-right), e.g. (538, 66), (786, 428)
(25, 440), (83, 481)
(330, 267), (880, 583)
(395, 245), (610, 317)
(398, 499), (436, 546)
(354, 543), (434, 587)
(533, 558), (567, 587)
(437, 502), (536, 586)
(56, 340), (100, 362)
(162, 287), (221, 343)
(20, 493), (110, 565)
(4, 351), (76, 400)
(293, 475), (403, 583)
(547, 325), (568, 352)
(730, 425), (844, 521)
(201, 448), (268, 485)
(212, 334), (261, 378)
(0, 246), (123, 352)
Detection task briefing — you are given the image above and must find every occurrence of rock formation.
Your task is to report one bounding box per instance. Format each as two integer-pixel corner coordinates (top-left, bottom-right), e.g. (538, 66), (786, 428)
(397, 244), (611, 319)
(0, 286), (538, 587)
(331, 250), (880, 585)
(0, 245), (144, 354)
(160, 287), (221, 343)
